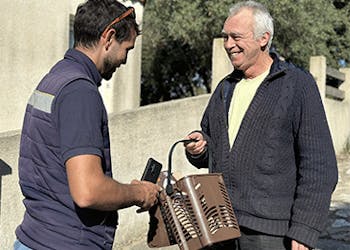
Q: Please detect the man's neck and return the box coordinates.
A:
[244,52,273,79]
[75,45,103,72]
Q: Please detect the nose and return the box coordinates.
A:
[224,37,236,51]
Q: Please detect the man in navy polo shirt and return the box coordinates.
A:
[14,1,161,249]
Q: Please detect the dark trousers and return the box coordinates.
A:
[210,227,292,250]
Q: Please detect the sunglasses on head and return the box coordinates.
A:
[101,7,135,38]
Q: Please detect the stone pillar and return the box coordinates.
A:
[114,35,142,113]
[339,68,350,100]
[309,56,327,101]
[211,38,233,92]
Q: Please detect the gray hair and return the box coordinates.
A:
[229,1,274,49]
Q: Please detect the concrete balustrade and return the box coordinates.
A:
[309,56,350,154]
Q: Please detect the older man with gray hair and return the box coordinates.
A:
[184,1,338,249]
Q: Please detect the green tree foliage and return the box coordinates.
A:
[264,0,350,68]
[141,0,350,105]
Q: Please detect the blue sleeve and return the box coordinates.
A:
[56,80,104,163]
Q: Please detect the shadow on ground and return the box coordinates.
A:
[316,202,350,250]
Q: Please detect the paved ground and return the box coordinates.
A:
[316,154,350,250]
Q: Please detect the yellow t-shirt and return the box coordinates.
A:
[228,69,270,148]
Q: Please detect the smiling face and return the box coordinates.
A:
[222,8,270,78]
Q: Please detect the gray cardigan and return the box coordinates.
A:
[187,54,338,248]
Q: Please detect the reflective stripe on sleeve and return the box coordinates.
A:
[28,90,55,113]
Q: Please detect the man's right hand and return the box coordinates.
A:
[67,154,162,212]
[184,132,207,155]
[131,179,161,213]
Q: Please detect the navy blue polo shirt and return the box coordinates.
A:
[57,49,105,163]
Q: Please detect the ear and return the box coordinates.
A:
[259,32,270,51]
[102,29,116,51]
